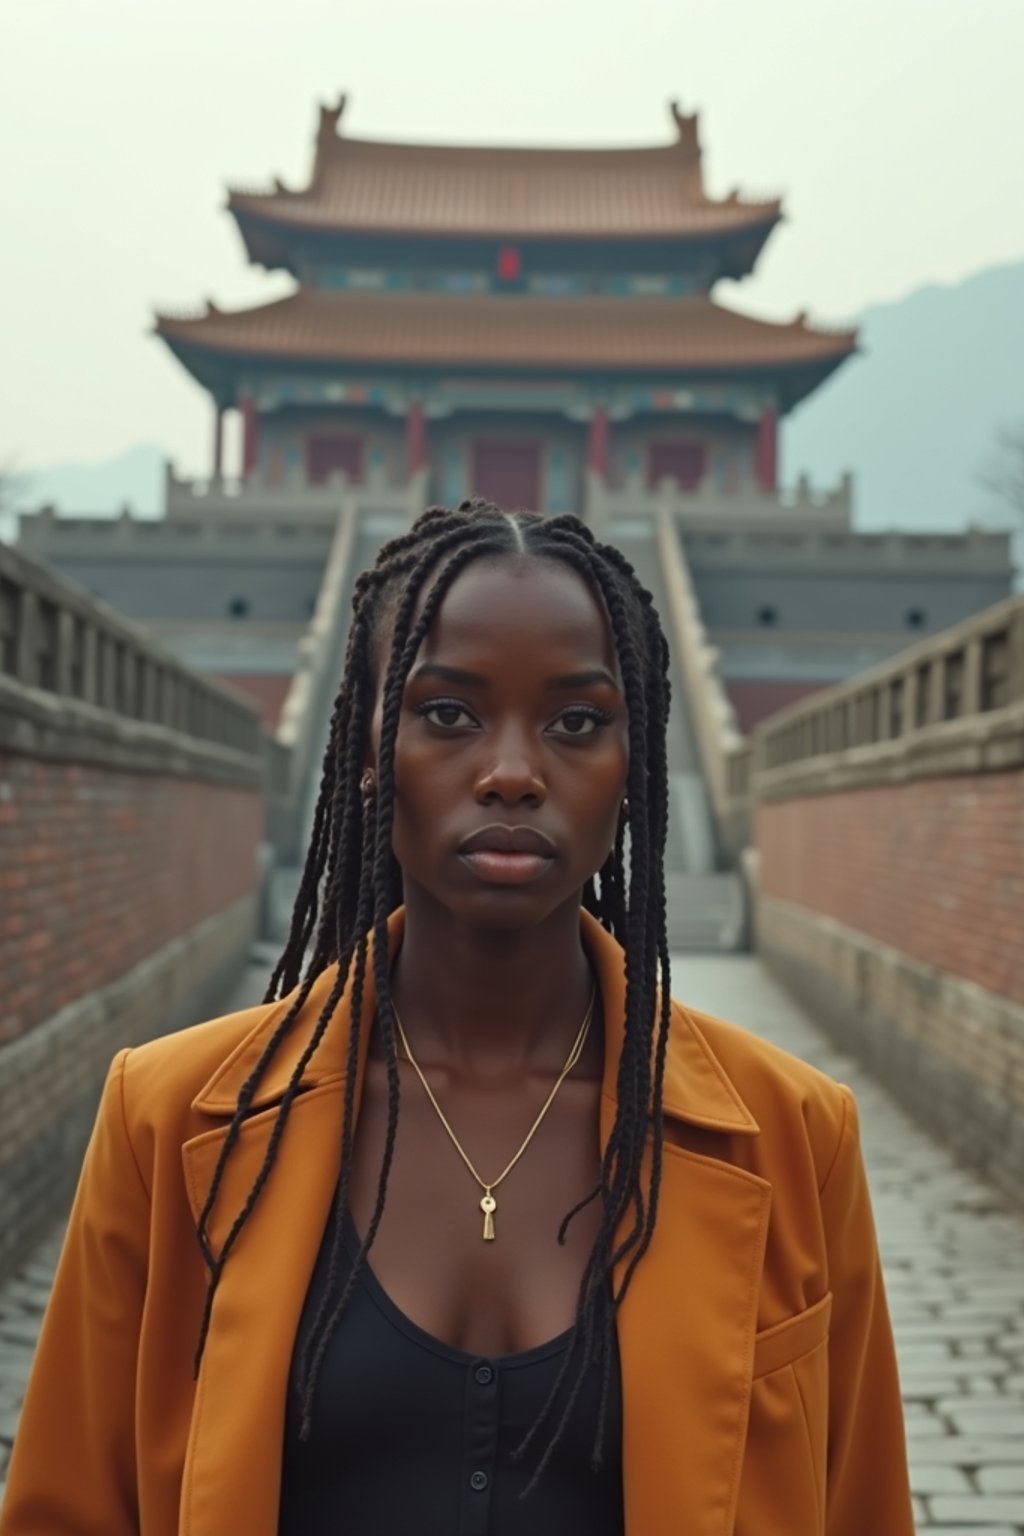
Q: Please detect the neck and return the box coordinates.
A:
[386,883,599,1079]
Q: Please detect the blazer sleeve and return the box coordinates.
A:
[820,1083,914,1536]
[0,1049,147,1536]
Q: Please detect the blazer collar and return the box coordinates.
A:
[193,906,758,1136]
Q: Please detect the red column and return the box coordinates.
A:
[405,401,426,479]
[755,406,778,491]
[588,406,609,481]
[212,404,224,480]
[240,394,259,480]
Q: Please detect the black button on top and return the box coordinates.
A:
[474,1362,494,1385]
[470,1470,489,1492]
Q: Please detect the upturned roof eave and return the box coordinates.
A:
[153,325,856,408]
[226,196,783,249]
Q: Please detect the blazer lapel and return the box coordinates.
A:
[583,912,771,1536]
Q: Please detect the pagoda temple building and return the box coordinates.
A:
[18,97,1012,834]
[154,98,857,512]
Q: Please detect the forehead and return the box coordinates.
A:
[414,555,620,676]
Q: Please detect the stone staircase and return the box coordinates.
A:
[612,518,747,953]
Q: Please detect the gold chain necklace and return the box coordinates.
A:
[391,986,596,1242]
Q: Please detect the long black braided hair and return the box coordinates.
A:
[192,499,675,1490]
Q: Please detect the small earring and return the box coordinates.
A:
[620,798,629,819]
[361,768,377,800]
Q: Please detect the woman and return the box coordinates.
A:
[0,503,914,1535]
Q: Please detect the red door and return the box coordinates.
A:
[471,440,541,510]
[647,440,707,491]
[307,434,365,485]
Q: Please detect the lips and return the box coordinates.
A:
[458,823,557,858]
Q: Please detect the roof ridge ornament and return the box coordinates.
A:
[669,99,700,151]
[318,94,348,140]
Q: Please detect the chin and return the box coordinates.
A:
[405,872,580,933]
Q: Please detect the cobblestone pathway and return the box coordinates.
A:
[679,954,1024,1535]
[2,953,1023,1530]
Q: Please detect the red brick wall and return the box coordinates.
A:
[0,754,263,1042]
[757,769,1024,1006]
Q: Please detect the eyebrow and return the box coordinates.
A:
[410,662,620,691]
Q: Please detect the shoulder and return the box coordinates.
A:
[115,992,287,1142]
[669,996,853,1186]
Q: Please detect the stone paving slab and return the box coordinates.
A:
[1,952,1023,1531]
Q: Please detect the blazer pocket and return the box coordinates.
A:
[753,1291,832,1379]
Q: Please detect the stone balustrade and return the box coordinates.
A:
[749,592,1024,793]
[164,459,426,521]
[588,470,854,532]
[651,507,747,862]
[0,541,263,772]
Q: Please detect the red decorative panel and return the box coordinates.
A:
[646,439,707,491]
[306,433,364,485]
[497,246,522,281]
[471,440,541,511]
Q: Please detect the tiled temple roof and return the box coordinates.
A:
[156,288,856,374]
[227,99,781,243]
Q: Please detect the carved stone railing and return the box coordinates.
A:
[742,592,1024,801]
[0,541,264,779]
[164,459,427,522]
[587,471,853,534]
[18,504,335,549]
[652,508,747,861]
[271,501,359,860]
[268,468,429,861]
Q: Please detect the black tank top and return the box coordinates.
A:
[279,1198,625,1535]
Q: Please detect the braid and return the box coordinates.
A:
[191,498,674,1489]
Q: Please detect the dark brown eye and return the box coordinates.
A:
[416,700,474,729]
[549,707,611,738]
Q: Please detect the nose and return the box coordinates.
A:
[473,722,547,807]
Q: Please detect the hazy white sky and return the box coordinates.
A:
[2,0,1022,474]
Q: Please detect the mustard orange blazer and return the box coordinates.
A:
[0,907,914,1535]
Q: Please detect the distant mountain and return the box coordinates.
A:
[6,444,164,533]
[784,258,1024,587]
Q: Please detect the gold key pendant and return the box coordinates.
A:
[480,1191,497,1241]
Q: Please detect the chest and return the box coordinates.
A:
[346,1058,606,1356]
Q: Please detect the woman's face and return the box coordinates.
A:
[369,555,630,929]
